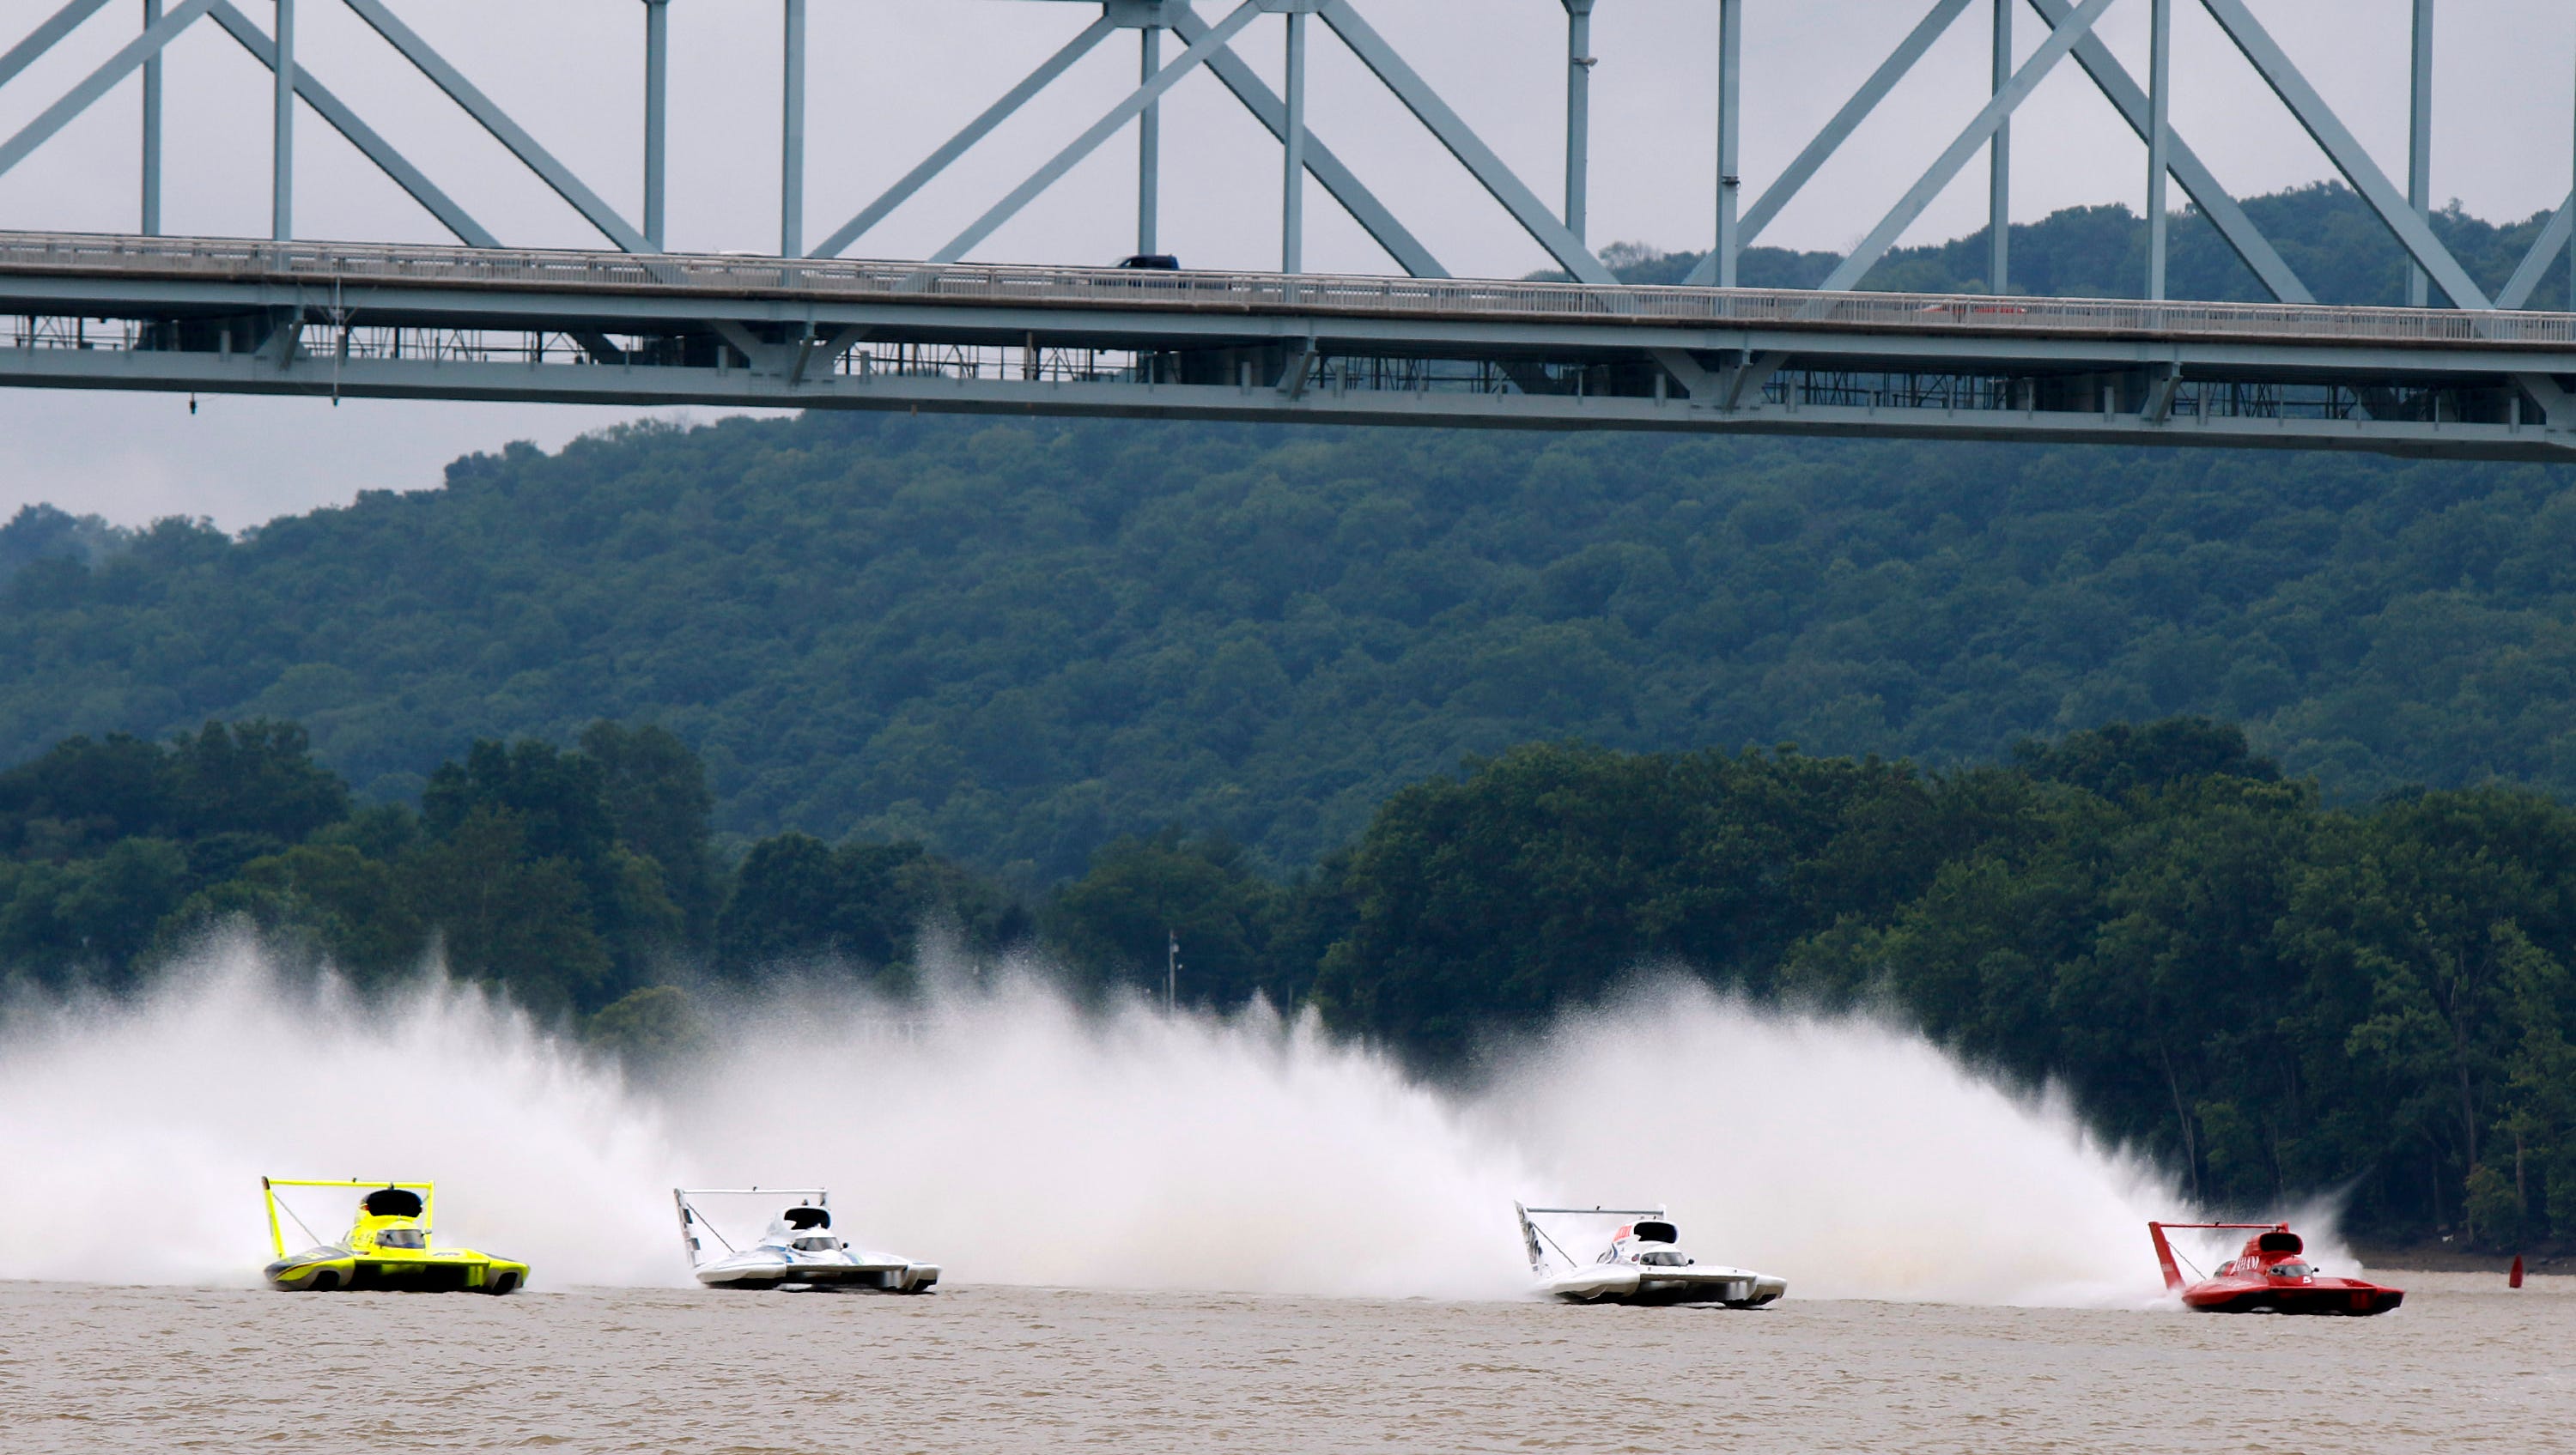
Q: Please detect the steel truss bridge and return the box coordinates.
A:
[3,0,2575,460]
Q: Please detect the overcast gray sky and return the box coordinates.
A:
[2,0,2571,528]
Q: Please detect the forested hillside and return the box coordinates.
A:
[1607,180,2572,307]
[7,415,2574,878]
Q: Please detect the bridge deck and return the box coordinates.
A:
[1,231,2572,462]
[3,231,2571,353]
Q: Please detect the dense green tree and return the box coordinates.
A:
[584,985,707,1072]
[404,806,615,1012]
[714,833,1021,985]
[0,838,191,985]
[581,720,720,941]
[1311,742,1990,1064]
[161,841,424,981]
[1045,832,1286,1008]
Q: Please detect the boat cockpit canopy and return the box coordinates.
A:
[1631,1220,1680,1245]
[362,1188,425,1219]
[376,1228,428,1249]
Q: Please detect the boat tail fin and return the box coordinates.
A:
[2148,1222,2185,1292]
[1514,1203,1544,1273]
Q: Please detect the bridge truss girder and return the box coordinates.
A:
[3,1,2572,307]
[4,235,2571,462]
[1,2,2573,463]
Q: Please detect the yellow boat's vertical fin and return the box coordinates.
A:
[262,1176,285,1259]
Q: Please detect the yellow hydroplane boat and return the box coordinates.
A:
[261,1178,528,1294]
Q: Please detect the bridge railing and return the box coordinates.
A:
[2,229,2572,351]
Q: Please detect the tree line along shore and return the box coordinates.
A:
[2,715,2569,1256]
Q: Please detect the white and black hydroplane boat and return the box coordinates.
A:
[1516,1203,1786,1307]
[674,1188,939,1293]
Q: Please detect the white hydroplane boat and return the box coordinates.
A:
[1516,1203,1786,1307]
[674,1188,940,1292]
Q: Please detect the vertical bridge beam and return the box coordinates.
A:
[141,0,162,234]
[2408,0,2433,307]
[644,0,667,251]
[1139,21,1160,255]
[1282,6,1305,273]
[781,0,805,258]
[1714,0,1740,286]
[2146,0,2170,300]
[1563,0,1593,243]
[271,0,293,240]
[1989,0,2010,291]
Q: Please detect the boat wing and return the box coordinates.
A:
[674,1187,831,1270]
[263,1178,434,1259]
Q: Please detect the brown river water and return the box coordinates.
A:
[1,1272,2562,1453]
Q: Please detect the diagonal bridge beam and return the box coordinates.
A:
[339,0,650,253]
[2198,0,2489,309]
[0,0,211,183]
[206,0,497,248]
[1820,0,2118,294]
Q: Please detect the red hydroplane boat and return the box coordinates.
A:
[2148,1222,2403,1316]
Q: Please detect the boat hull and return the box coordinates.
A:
[2184,1279,2402,1316]
[264,1246,526,1294]
[1543,1267,1787,1307]
[696,1256,939,1293]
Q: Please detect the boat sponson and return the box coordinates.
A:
[2191,1284,2403,1316]
[264,1248,526,1294]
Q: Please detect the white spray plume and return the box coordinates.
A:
[1484,979,2195,1306]
[679,963,1534,1299]
[0,937,681,1288]
[0,943,2354,1303]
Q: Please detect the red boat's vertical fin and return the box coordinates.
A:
[2510,1255,2525,1289]
[2148,1222,2185,1292]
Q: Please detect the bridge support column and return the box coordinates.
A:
[1563,0,1593,243]
[1139,23,1161,255]
[2408,0,2433,307]
[781,0,805,258]
[2147,0,2171,300]
[644,0,667,251]
[1714,0,1740,287]
[1988,0,2008,292]
[142,0,161,235]
[270,0,292,240]
[1282,7,1305,273]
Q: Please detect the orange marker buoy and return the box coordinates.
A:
[2510,1256,2525,1288]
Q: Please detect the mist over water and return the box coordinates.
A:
[1489,981,2190,1306]
[0,941,2347,1304]
[0,939,680,1288]
[677,968,1534,1299]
